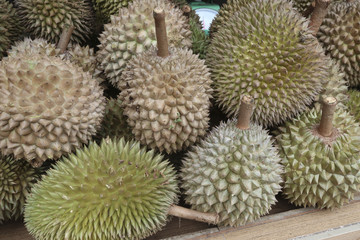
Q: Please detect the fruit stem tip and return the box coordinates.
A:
[168,205,219,225]
[153,8,169,58]
[57,25,75,54]
[309,0,331,35]
[236,95,254,130]
[318,96,337,137]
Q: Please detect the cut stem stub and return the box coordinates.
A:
[317,96,337,137]
[168,205,219,225]
[236,95,254,130]
[57,25,75,54]
[153,8,169,58]
[309,0,331,35]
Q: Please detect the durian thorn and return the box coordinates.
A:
[153,8,169,58]
[309,0,331,36]
[57,25,75,54]
[318,96,337,137]
[168,205,219,225]
[236,95,254,130]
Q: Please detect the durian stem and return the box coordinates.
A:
[153,8,169,58]
[57,25,75,54]
[317,97,337,137]
[309,0,331,36]
[236,95,254,130]
[168,205,219,225]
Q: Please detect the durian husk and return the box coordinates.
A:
[0,156,43,224]
[276,108,360,209]
[207,0,329,128]
[347,90,360,123]
[317,0,360,87]
[92,0,132,23]
[181,119,283,227]
[0,52,106,167]
[17,0,94,44]
[97,0,192,87]
[119,46,212,154]
[25,138,178,240]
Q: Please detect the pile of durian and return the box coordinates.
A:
[1,0,360,239]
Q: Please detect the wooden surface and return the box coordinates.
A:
[0,196,295,240]
[170,197,360,240]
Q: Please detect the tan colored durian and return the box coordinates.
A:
[0,53,106,167]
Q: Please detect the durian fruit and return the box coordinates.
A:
[119,8,212,154]
[0,52,106,167]
[315,59,348,110]
[25,138,178,240]
[291,0,313,14]
[317,0,360,87]
[209,0,252,37]
[8,38,104,83]
[0,0,23,58]
[347,90,360,122]
[92,0,132,24]
[207,0,329,127]
[0,156,42,224]
[277,97,360,209]
[16,0,94,44]
[96,98,134,141]
[97,0,192,86]
[181,96,283,226]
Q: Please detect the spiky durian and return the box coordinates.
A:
[315,60,348,110]
[189,17,209,59]
[0,156,42,224]
[209,0,252,37]
[317,0,360,87]
[0,52,106,167]
[0,0,22,58]
[119,46,212,154]
[181,119,283,226]
[97,98,133,141]
[291,0,313,14]
[25,138,178,240]
[276,107,360,209]
[17,0,94,44]
[97,0,192,86]
[92,0,132,23]
[207,0,329,127]
[347,90,360,122]
[8,38,104,83]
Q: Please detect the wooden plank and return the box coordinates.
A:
[170,196,360,240]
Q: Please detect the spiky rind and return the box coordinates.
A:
[17,0,94,44]
[347,90,360,123]
[119,47,212,154]
[0,0,23,58]
[25,138,178,240]
[0,53,106,167]
[92,0,132,23]
[291,0,313,14]
[317,1,360,87]
[207,0,328,127]
[277,108,360,209]
[0,156,42,224]
[7,38,60,57]
[189,18,209,59]
[209,0,252,37]
[97,98,134,141]
[97,0,192,87]
[181,119,283,227]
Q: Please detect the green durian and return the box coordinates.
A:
[24,138,178,240]
[119,46,212,154]
[0,0,22,58]
[277,107,360,209]
[317,0,360,87]
[0,156,42,224]
[91,0,132,23]
[97,98,134,141]
[17,0,94,44]
[209,0,252,37]
[97,0,192,87]
[181,119,283,226]
[347,90,360,122]
[207,0,329,127]
[0,52,106,167]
